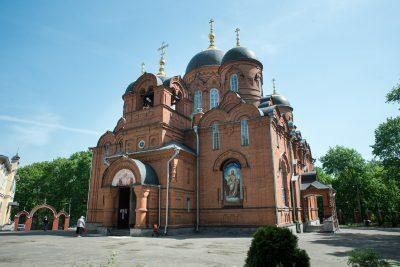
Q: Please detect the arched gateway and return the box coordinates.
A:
[101,156,159,229]
[14,204,70,231]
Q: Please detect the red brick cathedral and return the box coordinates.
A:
[87,21,336,235]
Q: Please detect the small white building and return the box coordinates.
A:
[0,153,20,228]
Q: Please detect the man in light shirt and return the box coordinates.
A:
[76,216,85,237]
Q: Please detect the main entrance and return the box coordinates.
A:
[117,188,130,229]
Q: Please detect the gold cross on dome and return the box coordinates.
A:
[209,18,214,29]
[208,18,215,49]
[272,78,277,94]
[157,41,168,76]
[235,28,240,47]
[157,41,169,59]
[141,62,145,74]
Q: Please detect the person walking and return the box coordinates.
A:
[76,216,85,237]
[43,216,49,231]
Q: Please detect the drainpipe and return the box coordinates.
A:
[158,185,161,229]
[193,125,200,232]
[268,116,279,225]
[164,148,180,235]
[289,140,297,223]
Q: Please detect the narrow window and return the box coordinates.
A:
[104,143,110,157]
[193,90,202,113]
[282,186,287,206]
[240,119,249,146]
[210,88,219,109]
[212,123,220,150]
[230,74,238,92]
[186,197,190,212]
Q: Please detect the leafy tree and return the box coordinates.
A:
[13,151,92,224]
[386,82,400,107]
[320,146,365,176]
[315,166,333,185]
[372,117,400,182]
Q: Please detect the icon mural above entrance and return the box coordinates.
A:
[112,169,135,187]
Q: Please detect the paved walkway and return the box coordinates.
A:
[0,228,398,266]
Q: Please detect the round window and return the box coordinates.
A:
[138,140,145,149]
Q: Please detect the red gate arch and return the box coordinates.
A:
[17,204,70,231]
[56,211,70,230]
[14,210,29,231]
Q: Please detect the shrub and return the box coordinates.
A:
[245,226,310,267]
[347,248,390,267]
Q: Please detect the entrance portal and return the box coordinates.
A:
[117,188,130,229]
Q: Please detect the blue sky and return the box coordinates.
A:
[1,0,399,166]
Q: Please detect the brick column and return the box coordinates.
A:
[25,217,32,231]
[134,186,150,228]
[64,216,70,230]
[13,216,19,231]
[103,188,116,227]
[52,217,59,230]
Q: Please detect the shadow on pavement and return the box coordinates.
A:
[311,232,400,262]
[0,230,104,238]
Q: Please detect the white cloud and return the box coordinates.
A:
[0,113,100,146]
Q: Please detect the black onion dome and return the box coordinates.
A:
[259,93,291,108]
[185,49,225,74]
[221,46,260,65]
[125,81,136,93]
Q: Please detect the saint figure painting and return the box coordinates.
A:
[223,162,242,203]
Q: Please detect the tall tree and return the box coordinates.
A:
[319,146,366,219]
[320,146,365,176]
[372,83,400,182]
[13,151,92,223]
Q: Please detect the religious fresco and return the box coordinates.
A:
[111,169,135,187]
[223,162,242,203]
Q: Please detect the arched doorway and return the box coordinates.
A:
[112,169,136,229]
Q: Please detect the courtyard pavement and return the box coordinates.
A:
[0,228,399,266]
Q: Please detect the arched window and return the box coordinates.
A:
[143,88,154,108]
[210,88,219,109]
[222,161,243,206]
[212,123,220,150]
[281,169,288,206]
[193,90,202,113]
[104,143,110,157]
[280,158,291,207]
[230,74,238,92]
[240,119,249,146]
[171,90,182,110]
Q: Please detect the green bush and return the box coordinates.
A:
[347,248,390,267]
[245,226,310,267]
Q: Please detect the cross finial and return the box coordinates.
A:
[272,78,277,94]
[141,62,145,74]
[208,18,215,49]
[157,41,169,76]
[235,28,240,47]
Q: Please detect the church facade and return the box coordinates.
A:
[86,21,336,234]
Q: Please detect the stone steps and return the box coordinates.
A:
[109,229,130,236]
[305,225,324,233]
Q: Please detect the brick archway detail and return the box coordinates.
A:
[102,156,143,187]
[24,204,58,231]
[213,150,250,171]
[13,210,29,231]
[56,211,70,230]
